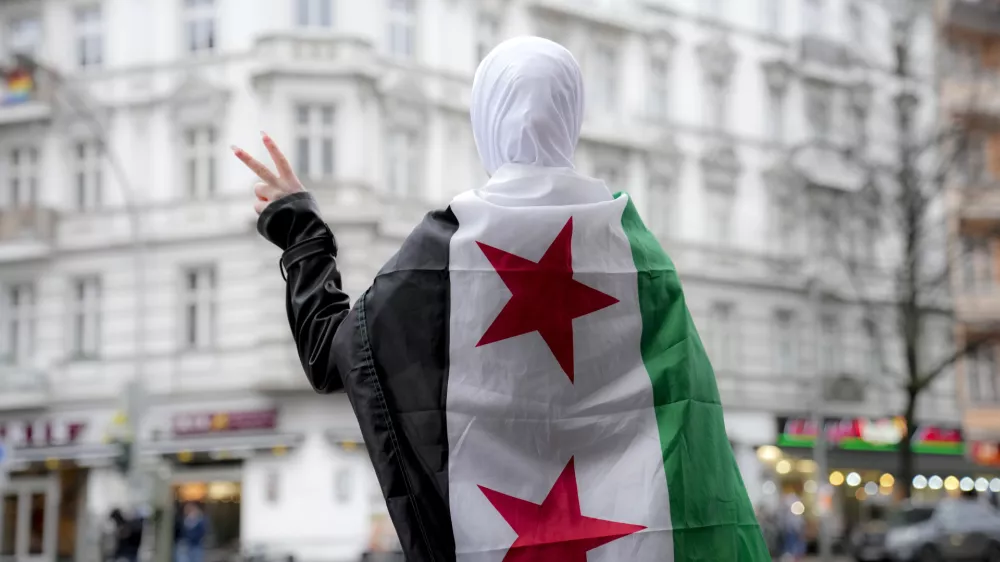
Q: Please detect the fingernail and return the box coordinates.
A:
[230,145,241,153]
[260,131,269,140]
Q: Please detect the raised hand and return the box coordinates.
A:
[232,132,305,215]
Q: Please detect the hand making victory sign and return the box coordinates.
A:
[231,132,304,215]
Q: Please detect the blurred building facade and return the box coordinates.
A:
[0,0,975,560]
[941,0,1000,470]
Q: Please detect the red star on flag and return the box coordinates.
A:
[475,218,619,382]
[478,458,646,562]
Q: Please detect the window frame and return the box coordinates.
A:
[68,276,102,360]
[387,0,417,58]
[181,125,218,199]
[3,145,40,208]
[72,139,103,210]
[180,265,217,351]
[385,127,421,198]
[182,0,217,55]
[74,4,104,68]
[0,282,36,365]
[294,103,337,182]
[295,0,334,28]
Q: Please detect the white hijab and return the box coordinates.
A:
[470,36,585,176]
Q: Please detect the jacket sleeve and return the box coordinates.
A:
[256,191,355,393]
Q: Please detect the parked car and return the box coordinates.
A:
[884,498,1000,561]
[850,517,891,562]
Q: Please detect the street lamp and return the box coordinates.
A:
[15,54,149,508]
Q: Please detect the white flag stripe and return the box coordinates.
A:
[447,185,674,562]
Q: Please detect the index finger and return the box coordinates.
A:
[262,132,296,180]
[231,145,280,185]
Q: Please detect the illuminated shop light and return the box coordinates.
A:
[846,472,862,487]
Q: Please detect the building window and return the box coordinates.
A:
[647,180,676,238]
[963,239,994,293]
[704,0,726,16]
[969,346,999,404]
[774,201,796,254]
[706,191,733,245]
[181,266,216,350]
[387,0,416,58]
[7,16,41,57]
[1,283,35,364]
[69,277,101,359]
[803,0,824,35]
[590,44,619,115]
[861,318,878,376]
[705,76,729,132]
[847,2,865,50]
[649,56,669,120]
[594,163,625,190]
[73,141,102,210]
[772,310,798,375]
[805,82,832,140]
[476,13,499,63]
[295,104,336,182]
[763,0,783,34]
[265,471,279,504]
[5,147,39,208]
[75,5,103,68]
[184,0,216,54]
[850,106,868,149]
[818,313,843,375]
[183,126,217,199]
[707,302,739,371]
[386,129,420,197]
[296,0,333,28]
[767,86,786,142]
[334,466,353,503]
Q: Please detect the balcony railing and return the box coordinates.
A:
[0,206,57,244]
[0,365,49,411]
[955,289,1000,328]
[955,183,1000,234]
[944,0,1000,35]
[941,76,1000,122]
[799,35,854,69]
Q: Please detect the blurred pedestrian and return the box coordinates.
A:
[779,492,806,562]
[108,508,142,562]
[233,35,770,561]
[174,502,207,562]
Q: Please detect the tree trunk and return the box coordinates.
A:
[900,389,918,498]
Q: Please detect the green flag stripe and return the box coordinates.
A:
[619,196,771,561]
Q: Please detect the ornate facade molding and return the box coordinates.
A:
[697,34,737,84]
[700,142,742,193]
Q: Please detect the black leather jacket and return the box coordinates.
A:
[258,192,458,562]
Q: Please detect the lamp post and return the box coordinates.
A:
[18,55,149,508]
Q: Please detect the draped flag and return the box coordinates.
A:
[265,182,770,561]
[441,191,768,561]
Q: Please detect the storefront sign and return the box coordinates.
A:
[172,409,278,436]
[776,417,964,455]
[0,419,86,448]
[969,441,1000,466]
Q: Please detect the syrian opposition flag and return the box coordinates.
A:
[348,186,769,561]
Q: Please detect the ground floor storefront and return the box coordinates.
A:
[0,394,383,562]
[758,416,1000,547]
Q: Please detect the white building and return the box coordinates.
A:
[0,0,963,560]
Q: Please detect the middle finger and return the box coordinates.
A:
[232,145,280,186]
[262,132,296,180]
